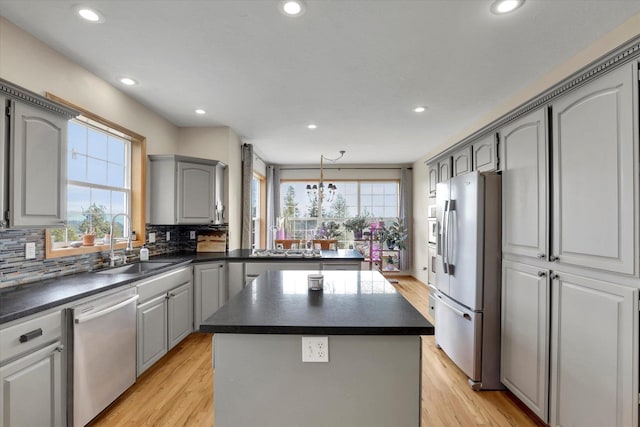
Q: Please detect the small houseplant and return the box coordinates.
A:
[381,218,408,250]
[343,214,370,239]
[314,221,343,240]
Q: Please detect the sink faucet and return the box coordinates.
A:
[109,213,134,267]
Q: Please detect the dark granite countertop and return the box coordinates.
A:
[200,270,434,336]
[0,249,363,325]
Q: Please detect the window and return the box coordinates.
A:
[45,94,146,258]
[279,180,399,248]
[252,173,266,249]
[50,118,131,247]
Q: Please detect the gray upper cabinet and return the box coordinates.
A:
[0,80,77,229]
[451,145,472,176]
[472,133,499,172]
[500,107,548,260]
[8,100,68,228]
[551,62,637,275]
[149,155,226,225]
[427,163,438,196]
[437,157,452,183]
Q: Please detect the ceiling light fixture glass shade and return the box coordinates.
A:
[279,0,306,16]
[75,6,105,23]
[119,77,138,86]
[195,109,206,115]
[307,124,317,129]
[490,0,524,15]
[413,106,427,113]
[306,151,345,204]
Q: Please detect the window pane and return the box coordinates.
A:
[87,158,107,184]
[108,137,125,165]
[107,163,125,187]
[384,182,398,194]
[68,152,86,181]
[112,191,127,215]
[372,195,384,206]
[91,188,111,212]
[384,194,397,205]
[87,128,108,159]
[68,121,87,155]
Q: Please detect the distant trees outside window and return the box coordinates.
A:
[278,181,399,248]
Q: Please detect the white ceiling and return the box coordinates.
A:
[1,0,640,165]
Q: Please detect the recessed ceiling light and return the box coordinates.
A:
[490,0,524,15]
[279,0,306,17]
[195,109,206,115]
[307,124,317,129]
[413,106,427,113]
[75,6,105,23]
[119,77,138,86]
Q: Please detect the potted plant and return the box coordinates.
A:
[381,218,408,250]
[79,204,108,246]
[314,221,343,240]
[343,214,371,239]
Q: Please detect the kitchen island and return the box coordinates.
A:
[200,270,433,427]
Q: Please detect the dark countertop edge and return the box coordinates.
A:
[0,251,363,325]
[199,325,435,335]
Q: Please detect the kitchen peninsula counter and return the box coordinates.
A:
[200,270,432,427]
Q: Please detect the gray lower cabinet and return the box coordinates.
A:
[500,261,549,422]
[0,308,64,427]
[136,267,193,376]
[321,261,360,270]
[0,342,63,427]
[227,262,245,300]
[245,262,321,286]
[550,272,637,427]
[194,262,227,330]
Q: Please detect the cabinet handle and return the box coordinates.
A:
[550,273,560,280]
[55,345,64,353]
[19,328,43,343]
[549,255,559,262]
[537,253,546,260]
[168,293,176,298]
[538,271,547,277]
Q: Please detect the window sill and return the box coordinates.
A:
[45,231,145,259]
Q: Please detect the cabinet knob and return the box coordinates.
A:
[537,271,547,277]
[55,345,64,353]
[549,255,559,262]
[550,273,560,280]
[537,253,546,260]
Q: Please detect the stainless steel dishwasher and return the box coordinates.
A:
[68,287,138,426]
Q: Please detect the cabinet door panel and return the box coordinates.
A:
[177,161,215,223]
[552,63,636,274]
[168,281,193,349]
[195,264,222,330]
[452,146,472,176]
[550,273,637,427]
[500,107,548,259]
[10,101,67,227]
[0,342,62,427]
[437,157,452,183]
[472,133,498,172]
[500,261,549,421]
[427,164,438,196]
[137,295,167,375]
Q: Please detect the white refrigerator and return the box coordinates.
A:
[434,170,502,390]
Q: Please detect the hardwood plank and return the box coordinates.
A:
[89,276,543,427]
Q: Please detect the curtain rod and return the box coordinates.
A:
[279,166,412,171]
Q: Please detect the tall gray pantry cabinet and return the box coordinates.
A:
[500,60,639,427]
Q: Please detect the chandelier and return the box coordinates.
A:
[306,150,345,203]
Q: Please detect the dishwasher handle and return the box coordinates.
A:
[75,294,139,324]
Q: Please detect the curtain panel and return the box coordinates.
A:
[241,143,254,249]
[399,167,413,271]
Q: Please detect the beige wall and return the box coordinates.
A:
[411,12,640,279]
[178,127,243,249]
[0,17,179,154]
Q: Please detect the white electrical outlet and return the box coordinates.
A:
[302,336,329,363]
[148,232,156,243]
[25,242,36,259]
[190,230,196,239]
[166,231,171,241]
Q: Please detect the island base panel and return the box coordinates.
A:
[213,333,421,427]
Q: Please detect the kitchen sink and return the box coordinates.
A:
[95,261,174,275]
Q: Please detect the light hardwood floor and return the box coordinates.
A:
[89,276,543,427]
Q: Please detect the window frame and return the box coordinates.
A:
[44,93,146,259]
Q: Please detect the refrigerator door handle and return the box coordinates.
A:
[436,294,471,320]
[447,200,456,275]
[442,200,449,274]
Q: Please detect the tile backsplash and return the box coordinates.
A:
[0,224,228,288]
